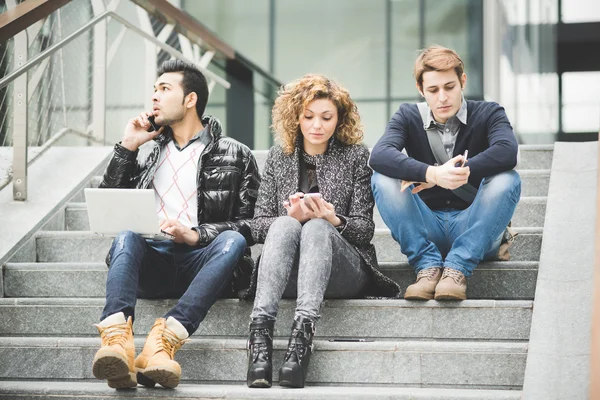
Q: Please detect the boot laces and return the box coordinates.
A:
[416,267,440,282]
[249,328,272,359]
[442,268,464,284]
[154,325,187,359]
[98,322,130,347]
[285,323,314,363]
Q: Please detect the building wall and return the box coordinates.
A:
[182,0,486,148]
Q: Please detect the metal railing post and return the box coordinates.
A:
[589,127,600,399]
[91,0,107,142]
[12,27,28,201]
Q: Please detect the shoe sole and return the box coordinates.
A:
[434,292,467,300]
[92,354,129,380]
[107,372,137,389]
[135,369,156,388]
[142,366,180,389]
[248,378,272,388]
[404,293,434,300]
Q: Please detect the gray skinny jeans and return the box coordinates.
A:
[251,216,369,323]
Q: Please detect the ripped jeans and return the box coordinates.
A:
[101,230,246,335]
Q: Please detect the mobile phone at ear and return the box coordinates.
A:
[147,115,161,132]
[455,150,468,167]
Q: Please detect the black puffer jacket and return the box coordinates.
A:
[100,115,260,297]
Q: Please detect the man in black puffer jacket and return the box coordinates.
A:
[91,60,260,390]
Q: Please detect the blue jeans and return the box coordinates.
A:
[371,170,521,277]
[101,230,246,335]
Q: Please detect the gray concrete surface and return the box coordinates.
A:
[522,141,598,400]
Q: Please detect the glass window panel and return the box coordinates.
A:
[561,0,600,23]
[182,0,271,71]
[357,101,388,148]
[562,72,600,132]
[274,0,386,99]
[424,0,483,98]
[391,0,421,98]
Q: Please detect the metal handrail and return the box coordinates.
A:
[590,128,600,399]
[0,127,99,191]
[0,10,230,91]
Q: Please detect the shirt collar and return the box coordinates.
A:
[423,96,468,129]
[172,125,210,151]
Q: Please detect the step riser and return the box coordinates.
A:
[61,199,547,232]
[0,341,527,387]
[0,300,532,340]
[30,232,542,263]
[4,265,538,300]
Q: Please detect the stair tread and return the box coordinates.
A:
[0,380,523,399]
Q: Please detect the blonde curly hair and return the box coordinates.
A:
[271,74,363,154]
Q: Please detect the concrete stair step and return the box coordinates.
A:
[60,195,547,233]
[23,228,542,264]
[0,381,523,399]
[379,261,539,300]
[3,261,539,300]
[0,337,527,387]
[0,297,532,340]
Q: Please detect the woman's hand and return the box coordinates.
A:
[301,196,342,227]
[284,192,310,223]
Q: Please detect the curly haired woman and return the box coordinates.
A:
[246,74,401,389]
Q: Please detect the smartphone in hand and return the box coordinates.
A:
[455,150,468,167]
[147,115,161,132]
[303,193,322,201]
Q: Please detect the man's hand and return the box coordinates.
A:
[401,180,436,194]
[300,196,342,227]
[426,155,470,190]
[160,219,199,246]
[284,192,310,223]
[121,111,164,152]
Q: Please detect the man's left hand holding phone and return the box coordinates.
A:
[120,111,164,152]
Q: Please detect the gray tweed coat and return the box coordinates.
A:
[245,138,401,299]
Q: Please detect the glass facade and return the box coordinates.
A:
[492,0,560,143]
[183,0,486,148]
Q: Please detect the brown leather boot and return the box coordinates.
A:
[434,268,467,300]
[404,267,443,300]
[92,312,137,389]
[135,317,189,388]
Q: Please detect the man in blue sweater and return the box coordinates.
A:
[370,45,520,300]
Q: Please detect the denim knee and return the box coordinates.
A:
[480,170,522,203]
[214,230,247,259]
[371,172,413,208]
[271,215,302,233]
[301,218,332,237]
[107,230,145,266]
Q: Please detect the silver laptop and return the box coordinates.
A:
[84,188,173,240]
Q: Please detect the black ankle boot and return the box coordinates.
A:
[246,318,275,388]
[278,316,315,388]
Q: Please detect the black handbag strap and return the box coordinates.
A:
[416,102,477,204]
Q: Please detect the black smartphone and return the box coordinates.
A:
[147,115,161,132]
[454,149,468,167]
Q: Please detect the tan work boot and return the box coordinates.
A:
[404,267,443,300]
[434,268,467,300]
[135,317,189,388]
[92,312,137,389]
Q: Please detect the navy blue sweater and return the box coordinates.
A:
[369,100,518,210]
